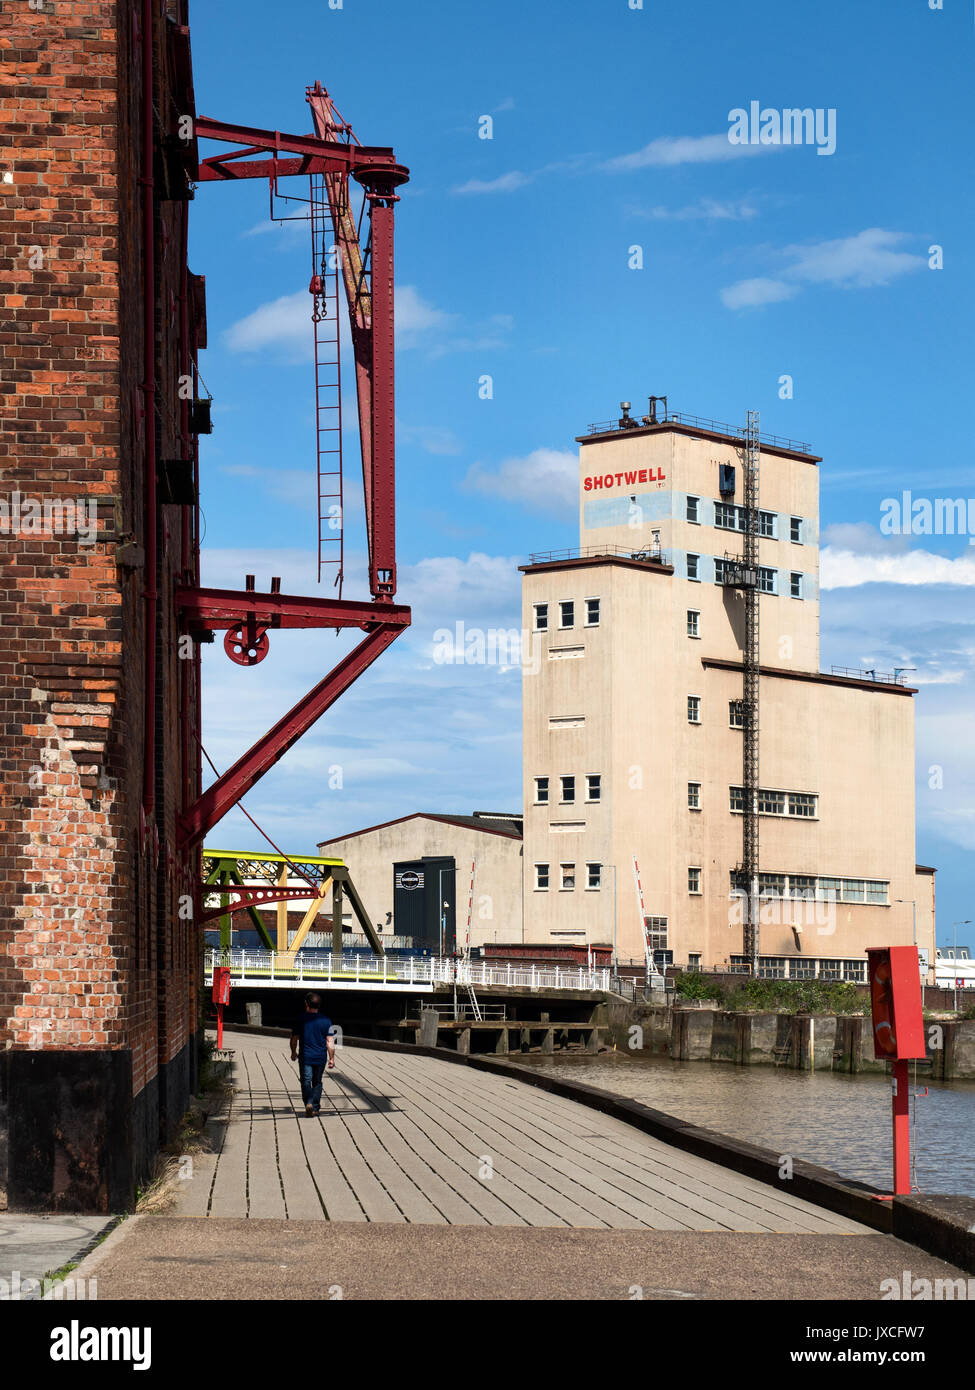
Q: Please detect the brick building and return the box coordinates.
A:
[1,2,204,1208]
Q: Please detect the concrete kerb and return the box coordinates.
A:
[218,1025,975,1273]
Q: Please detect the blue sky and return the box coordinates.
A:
[188,0,975,950]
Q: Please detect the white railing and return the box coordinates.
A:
[204,949,612,993]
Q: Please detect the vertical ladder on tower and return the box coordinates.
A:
[741,409,761,972]
[309,172,344,591]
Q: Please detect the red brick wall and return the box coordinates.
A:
[0,0,203,1207]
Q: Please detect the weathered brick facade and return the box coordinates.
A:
[0,0,204,1209]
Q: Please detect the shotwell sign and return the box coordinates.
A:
[583,467,666,492]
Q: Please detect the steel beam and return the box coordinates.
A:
[176,585,410,632]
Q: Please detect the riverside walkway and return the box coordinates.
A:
[174,1035,867,1231]
[71,1033,970,1299]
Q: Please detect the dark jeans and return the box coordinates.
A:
[300,1060,325,1110]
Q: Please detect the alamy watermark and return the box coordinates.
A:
[728,102,836,156]
[0,492,98,547]
[432,622,541,675]
[880,491,975,542]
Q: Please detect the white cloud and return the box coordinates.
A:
[223,290,309,358]
[820,545,975,589]
[722,228,926,310]
[395,285,456,346]
[721,277,798,309]
[463,448,578,519]
[223,284,456,360]
[604,132,779,171]
[638,198,759,222]
[819,523,912,555]
[453,171,532,195]
[397,421,463,456]
[784,228,924,287]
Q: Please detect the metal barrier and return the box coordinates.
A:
[204,949,611,993]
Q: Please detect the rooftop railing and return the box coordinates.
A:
[583,408,812,455]
[527,543,665,566]
[829,665,909,686]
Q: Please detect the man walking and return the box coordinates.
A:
[290,992,336,1116]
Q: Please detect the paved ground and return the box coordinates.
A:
[173,1035,870,1232]
[57,1034,974,1299]
[74,1217,966,1301]
[0,1214,116,1292]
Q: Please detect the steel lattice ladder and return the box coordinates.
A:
[310,172,343,590]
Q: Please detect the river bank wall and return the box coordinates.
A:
[606,1003,975,1080]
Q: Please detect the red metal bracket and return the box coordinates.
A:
[197,884,326,926]
[177,606,409,851]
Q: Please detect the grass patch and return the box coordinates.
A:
[674,972,864,1015]
[134,1039,233,1215]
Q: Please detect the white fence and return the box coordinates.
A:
[205,949,612,993]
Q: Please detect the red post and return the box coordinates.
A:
[892,1059,910,1194]
[867,946,925,1196]
[217,1001,224,1051]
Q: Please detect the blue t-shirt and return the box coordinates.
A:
[292,1012,333,1063]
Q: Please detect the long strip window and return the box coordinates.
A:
[730,787,818,818]
[730,871,888,904]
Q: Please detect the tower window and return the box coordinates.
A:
[790,516,802,544]
[688,867,702,895]
[535,863,549,890]
[533,603,548,632]
[687,782,701,810]
[585,774,601,802]
[586,863,601,890]
[790,572,802,599]
[560,863,576,891]
[560,775,575,803]
[687,696,701,724]
[687,553,700,581]
[534,776,549,805]
[686,609,700,638]
[686,496,699,524]
[585,597,600,626]
[559,600,574,628]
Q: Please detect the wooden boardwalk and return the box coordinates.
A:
[174,1034,870,1234]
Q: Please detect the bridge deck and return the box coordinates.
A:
[176,1035,869,1233]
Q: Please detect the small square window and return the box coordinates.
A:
[686,609,700,638]
[686,496,699,524]
[535,863,549,890]
[585,597,600,626]
[729,700,744,728]
[790,517,802,544]
[687,553,700,581]
[586,862,601,890]
[559,600,574,628]
[687,696,701,724]
[533,603,548,632]
[560,862,575,891]
[790,572,802,599]
[534,776,549,805]
[560,774,575,803]
[585,774,601,802]
[688,867,702,894]
[687,781,701,810]
[688,952,702,968]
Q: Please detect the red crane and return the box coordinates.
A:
[176,84,411,854]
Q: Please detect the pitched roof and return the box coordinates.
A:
[317,811,523,851]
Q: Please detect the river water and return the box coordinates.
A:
[511,1051,975,1196]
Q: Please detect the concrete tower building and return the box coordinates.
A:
[520,405,935,979]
